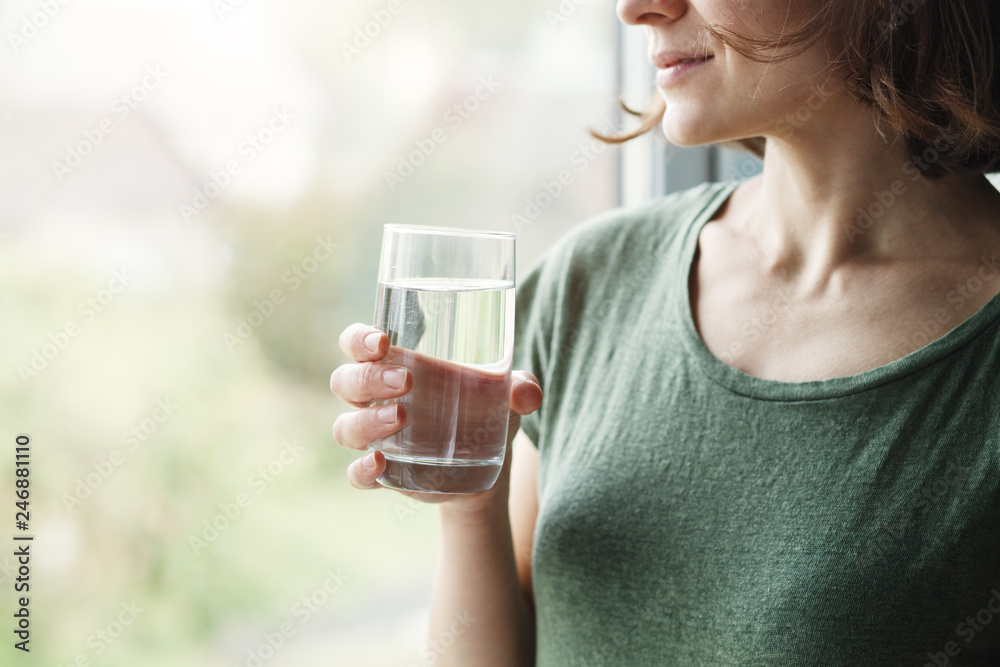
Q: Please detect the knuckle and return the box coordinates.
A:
[359,406,378,433]
[347,459,375,489]
[352,324,370,350]
[362,405,386,433]
[360,362,385,389]
[339,323,368,357]
[365,405,396,436]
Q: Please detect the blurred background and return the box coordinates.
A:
[0,0,622,664]
[7,2,998,665]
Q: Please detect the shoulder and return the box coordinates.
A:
[529,180,737,279]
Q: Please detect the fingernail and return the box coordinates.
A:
[364,332,382,353]
[362,451,377,471]
[377,405,397,424]
[383,368,406,389]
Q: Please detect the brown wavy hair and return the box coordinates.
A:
[598,0,1000,178]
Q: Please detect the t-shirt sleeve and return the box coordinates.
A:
[509,183,720,451]
[509,206,652,450]
[511,244,567,449]
[513,225,586,451]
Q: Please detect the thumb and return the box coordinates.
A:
[510,370,542,416]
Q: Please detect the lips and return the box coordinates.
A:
[653,53,715,69]
[667,56,710,67]
[653,52,714,87]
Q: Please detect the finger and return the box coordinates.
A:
[510,371,543,415]
[329,362,412,406]
[332,403,407,450]
[339,323,387,362]
[347,450,386,490]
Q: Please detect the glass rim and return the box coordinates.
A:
[383,223,515,239]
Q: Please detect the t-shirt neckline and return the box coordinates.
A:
[676,180,1000,401]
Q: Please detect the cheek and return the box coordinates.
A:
[718,0,816,34]
[728,53,830,116]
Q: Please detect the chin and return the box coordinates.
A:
[661,104,763,149]
[660,112,723,148]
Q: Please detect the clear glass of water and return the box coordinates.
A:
[368,224,515,494]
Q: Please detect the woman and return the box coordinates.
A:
[331,0,1000,664]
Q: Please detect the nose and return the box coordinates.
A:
[616,0,687,26]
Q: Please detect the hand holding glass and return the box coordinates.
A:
[368,225,515,494]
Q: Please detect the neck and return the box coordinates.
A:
[735,93,1000,292]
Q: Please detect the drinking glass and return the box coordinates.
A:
[368,224,515,494]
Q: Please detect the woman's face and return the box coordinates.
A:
[617,0,843,146]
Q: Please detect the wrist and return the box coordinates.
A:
[438,489,510,530]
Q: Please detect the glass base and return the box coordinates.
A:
[376,452,502,494]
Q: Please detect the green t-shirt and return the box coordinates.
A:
[512,181,1000,666]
